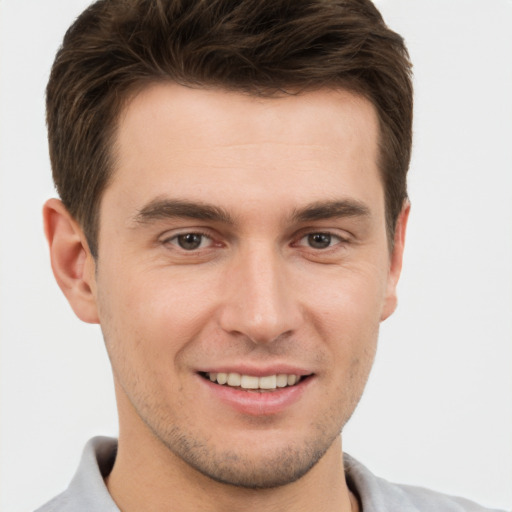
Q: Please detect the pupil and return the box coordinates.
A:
[178,233,202,250]
[308,233,331,249]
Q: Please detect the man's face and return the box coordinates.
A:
[90,84,405,487]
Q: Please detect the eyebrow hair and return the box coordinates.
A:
[133,198,235,225]
[133,197,371,227]
[291,199,371,223]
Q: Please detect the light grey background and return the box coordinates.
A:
[1,1,511,511]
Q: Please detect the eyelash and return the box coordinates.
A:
[295,232,347,250]
[162,230,349,252]
[162,231,216,251]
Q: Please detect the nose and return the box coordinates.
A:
[218,242,303,345]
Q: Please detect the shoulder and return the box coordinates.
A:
[34,492,74,512]
[379,481,505,512]
[344,454,508,512]
[34,437,119,512]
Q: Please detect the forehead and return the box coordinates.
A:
[107,83,382,219]
[116,83,378,156]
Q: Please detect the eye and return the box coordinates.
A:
[168,232,212,251]
[299,232,343,249]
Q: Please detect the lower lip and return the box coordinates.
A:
[198,375,312,416]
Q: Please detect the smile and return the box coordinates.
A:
[201,372,304,391]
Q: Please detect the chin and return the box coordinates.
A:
[158,424,339,489]
[179,443,328,489]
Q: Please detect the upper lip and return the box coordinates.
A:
[196,364,314,377]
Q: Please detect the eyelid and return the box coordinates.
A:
[160,229,217,249]
[293,229,351,247]
[300,233,342,248]
[161,228,206,240]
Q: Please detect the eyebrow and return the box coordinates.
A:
[133,198,235,225]
[133,197,371,227]
[291,199,371,223]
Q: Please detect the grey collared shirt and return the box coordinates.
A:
[35,437,507,512]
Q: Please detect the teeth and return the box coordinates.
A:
[259,375,277,390]
[287,375,297,386]
[206,372,302,390]
[276,374,288,388]
[227,373,241,386]
[241,375,259,389]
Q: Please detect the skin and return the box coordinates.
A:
[44,84,409,512]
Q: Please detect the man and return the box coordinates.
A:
[35,0,505,511]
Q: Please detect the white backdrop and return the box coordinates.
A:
[1,1,511,511]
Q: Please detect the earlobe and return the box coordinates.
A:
[380,201,410,321]
[43,198,100,324]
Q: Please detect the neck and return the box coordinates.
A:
[106,425,357,512]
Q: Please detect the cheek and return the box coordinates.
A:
[306,266,383,394]
[96,264,221,370]
[99,262,208,323]
[309,264,388,335]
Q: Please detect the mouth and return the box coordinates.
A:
[199,371,310,391]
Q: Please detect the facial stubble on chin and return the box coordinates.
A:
[159,420,338,489]
[130,360,373,491]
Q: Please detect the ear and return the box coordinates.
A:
[43,198,99,324]
[380,201,410,321]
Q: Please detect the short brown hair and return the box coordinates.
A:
[47,0,413,257]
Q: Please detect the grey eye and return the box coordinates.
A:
[176,233,205,250]
[307,233,332,249]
